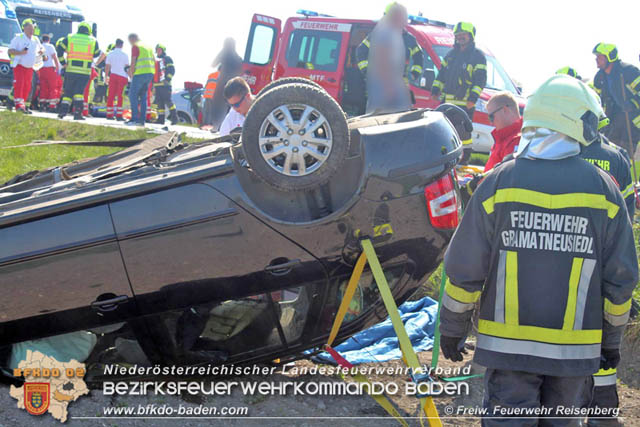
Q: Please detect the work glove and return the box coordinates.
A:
[440,335,467,362]
[600,348,620,370]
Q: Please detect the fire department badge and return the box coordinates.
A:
[24,382,50,416]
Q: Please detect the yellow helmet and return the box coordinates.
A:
[592,43,618,62]
[556,66,582,80]
[21,18,35,29]
[78,21,92,36]
[523,75,604,145]
[454,22,476,41]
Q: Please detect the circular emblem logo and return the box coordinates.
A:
[0,63,10,75]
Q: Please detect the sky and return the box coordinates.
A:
[79,0,640,95]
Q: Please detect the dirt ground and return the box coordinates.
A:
[1,330,639,426]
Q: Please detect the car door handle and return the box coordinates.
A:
[265,259,301,276]
[91,295,129,312]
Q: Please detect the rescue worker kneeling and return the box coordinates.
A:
[440,75,638,426]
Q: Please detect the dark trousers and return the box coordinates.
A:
[482,369,591,427]
[60,72,90,116]
[154,85,176,122]
[605,110,640,156]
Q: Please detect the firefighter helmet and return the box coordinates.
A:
[522,74,604,145]
[592,43,618,63]
[454,22,476,41]
[21,18,35,29]
[156,43,166,53]
[78,21,92,36]
[556,66,582,80]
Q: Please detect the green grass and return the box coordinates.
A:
[0,111,158,184]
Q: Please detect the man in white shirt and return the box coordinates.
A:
[105,38,130,120]
[219,77,253,136]
[8,19,44,113]
[39,34,60,111]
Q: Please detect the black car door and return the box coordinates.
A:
[109,182,327,362]
[0,206,138,346]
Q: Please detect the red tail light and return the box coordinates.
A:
[424,173,460,229]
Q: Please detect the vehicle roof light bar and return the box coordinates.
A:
[408,14,453,29]
[296,9,333,17]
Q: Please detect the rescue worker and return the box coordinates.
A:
[355,2,423,112]
[56,22,101,120]
[127,33,155,126]
[202,70,219,126]
[440,75,638,425]
[484,91,522,172]
[38,34,60,112]
[430,22,486,163]
[8,18,44,113]
[153,43,178,125]
[105,39,129,120]
[592,43,640,156]
[557,66,583,81]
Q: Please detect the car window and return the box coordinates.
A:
[286,29,342,72]
[0,18,20,46]
[246,24,276,65]
[410,45,450,89]
[485,55,517,93]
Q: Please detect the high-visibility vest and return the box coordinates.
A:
[203,71,219,99]
[66,33,96,75]
[134,43,155,76]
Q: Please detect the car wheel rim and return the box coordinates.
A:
[258,104,333,177]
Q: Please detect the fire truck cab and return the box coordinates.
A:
[242,10,524,154]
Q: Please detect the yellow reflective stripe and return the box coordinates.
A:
[594,368,617,377]
[362,38,370,48]
[622,183,635,198]
[563,258,583,330]
[482,188,620,219]
[505,252,519,325]
[478,319,602,345]
[604,297,631,316]
[474,63,487,71]
[443,95,468,106]
[471,85,482,95]
[409,46,420,56]
[633,114,640,127]
[410,65,422,73]
[461,138,473,146]
[357,60,368,70]
[432,80,444,89]
[445,279,481,304]
[631,99,640,110]
[441,59,448,67]
[630,75,640,90]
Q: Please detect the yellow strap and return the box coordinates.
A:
[327,251,367,347]
[361,240,442,427]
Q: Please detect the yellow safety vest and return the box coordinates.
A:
[203,71,219,99]
[66,33,96,75]
[134,43,155,76]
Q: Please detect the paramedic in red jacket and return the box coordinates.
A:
[484,91,523,172]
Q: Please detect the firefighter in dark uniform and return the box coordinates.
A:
[592,43,640,157]
[431,22,486,162]
[153,43,177,125]
[440,75,638,425]
[558,65,637,219]
[355,29,424,85]
[56,21,100,120]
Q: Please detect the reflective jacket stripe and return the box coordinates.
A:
[593,368,617,386]
[563,257,584,330]
[495,251,507,323]
[633,114,640,128]
[410,64,422,73]
[477,334,601,360]
[573,259,596,329]
[471,85,483,96]
[442,293,475,313]
[358,60,368,71]
[444,279,481,303]
[504,251,518,325]
[604,297,631,326]
[630,75,640,90]
[482,188,620,219]
[478,319,601,344]
[622,182,635,198]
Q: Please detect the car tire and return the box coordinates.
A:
[241,83,349,192]
[256,77,324,99]
[177,112,192,124]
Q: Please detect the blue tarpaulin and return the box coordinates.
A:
[313,296,439,365]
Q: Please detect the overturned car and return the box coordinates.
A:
[0,83,464,370]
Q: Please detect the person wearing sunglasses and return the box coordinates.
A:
[219,77,253,136]
[484,91,522,172]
